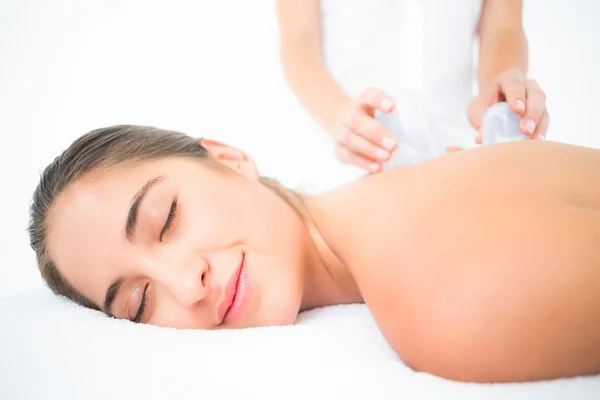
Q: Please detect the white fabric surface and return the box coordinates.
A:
[1,286,599,400]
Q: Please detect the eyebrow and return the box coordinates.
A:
[125,176,163,242]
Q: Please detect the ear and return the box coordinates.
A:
[199,139,259,181]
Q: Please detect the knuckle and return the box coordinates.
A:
[507,76,525,89]
[338,106,351,127]
[507,67,523,78]
[354,136,374,157]
[356,121,373,140]
[526,104,543,117]
[348,108,361,129]
[341,128,353,146]
[363,86,378,96]
[360,139,375,156]
[507,86,525,98]
[528,100,547,117]
[359,88,375,103]
[364,119,383,140]
[334,142,343,155]
[362,87,385,104]
[334,143,350,163]
[543,112,550,126]
[359,160,372,170]
[359,117,376,138]
[515,77,526,87]
[527,80,546,100]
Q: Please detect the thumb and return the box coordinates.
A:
[475,127,483,145]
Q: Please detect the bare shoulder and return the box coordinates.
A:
[352,140,600,205]
[318,140,600,273]
[332,141,600,269]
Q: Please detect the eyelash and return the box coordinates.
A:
[160,199,177,242]
[132,283,150,323]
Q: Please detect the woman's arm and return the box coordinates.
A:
[477,0,528,93]
[469,0,549,140]
[275,0,350,134]
[275,0,398,172]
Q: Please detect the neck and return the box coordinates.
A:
[281,188,362,311]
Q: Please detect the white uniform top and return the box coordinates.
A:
[320,0,484,150]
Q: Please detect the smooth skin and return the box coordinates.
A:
[276,0,550,169]
[48,138,600,383]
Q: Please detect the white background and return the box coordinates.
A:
[1,0,599,299]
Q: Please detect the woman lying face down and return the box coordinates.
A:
[29,126,600,384]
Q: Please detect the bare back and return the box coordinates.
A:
[317,140,600,382]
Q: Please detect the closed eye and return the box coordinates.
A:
[132,283,150,323]
[160,199,177,241]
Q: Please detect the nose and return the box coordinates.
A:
[160,255,211,308]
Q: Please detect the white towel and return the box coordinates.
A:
[1,286,599,400]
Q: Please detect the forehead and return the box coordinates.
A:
[50,160,166,241]
[49,157,207,238]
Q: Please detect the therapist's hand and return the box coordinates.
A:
[332,87,398,173]
[469,68,549,143]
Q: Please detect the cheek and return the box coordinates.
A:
[254,258,304,326]
[150,297,215,330]
[177,178,242,241]
[182,198,245,247]
[252,210,307,325]
[181,177,273,245]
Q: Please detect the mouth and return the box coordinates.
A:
[218,253,248,325]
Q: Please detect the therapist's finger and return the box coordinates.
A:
[337,124,392,162]
[498,71,527,115]
[358,87,396,114]
[340,111,398,153]
[522,79,547,137]
[532,110,549,140]
[334,142,382,173]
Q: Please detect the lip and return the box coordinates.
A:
[217,253,249,325]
